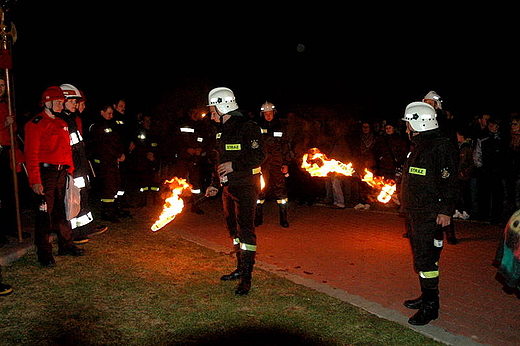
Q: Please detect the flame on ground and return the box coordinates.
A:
[301,148,396,204]
[151,177,192,232]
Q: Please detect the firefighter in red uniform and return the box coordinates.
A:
[255,101,292,227]
[88,104,126,223]
[205,87,265,295]
[24,86,85,267]
[401,102,459,325]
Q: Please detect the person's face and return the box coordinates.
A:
[52,99,64,113]
[488,122,499,133]
[114,100,125,114]
[77,101,86,113]
[511,120,520,133]
[423,99,436,109]
[143,116,151,129]
[361,123,370,134]
[64,98,77,112]
[384,125,395,135]
[209,106,220,123]
[480,114,490,127]
[0,79,6,98]
[263,111,274,122]
[101,107,113,120]
[456,132,464,143]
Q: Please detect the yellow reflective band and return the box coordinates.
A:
[101,198,115,203]
[240,243,257,252]
[419,270,439,279]
[93,159,101,163]
[151,142,158,147]
[434,239,443,247]
[409,166,426,176]
[261,128,267,133]
[151,187,160,191]
[257,199,265,204]
[277,198,288,204]
[252,167,261,174]
[233,238,240,245]
[225,144,241,151]
[216,133,221,139]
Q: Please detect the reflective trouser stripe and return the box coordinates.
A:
[256,199,265,204]
[70,212,94,229]
[101,198,115,203]
[277,198,288,204]
[240,243,257,251]
[233,238,256,252]
[419,270,439,279]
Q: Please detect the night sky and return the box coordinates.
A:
[6,1,520,123]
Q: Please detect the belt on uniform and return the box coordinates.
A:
[40,163,70,170]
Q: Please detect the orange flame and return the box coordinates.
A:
[301,148,396,204]
[151,177,192,232]
[361,169,397,204]
[301,148,355,177]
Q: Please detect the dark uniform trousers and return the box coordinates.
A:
[35,166,74,259]
[223,181,260,249]
[406,211,443,290]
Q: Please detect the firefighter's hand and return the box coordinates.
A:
[118,154,126,162]
[4,115,14,127]
[281,165,288,174]
[217,162,233,176]
[205,186,218,197]
[436,214,451,227]
[32,183,44,195]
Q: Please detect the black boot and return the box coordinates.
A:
[278,203,289,228]
[404,295,423,310]
[408,289,439,325]
[221,245,242,281]
[101,202,121,223]
[235,250,255,295]
[254,204,263,227]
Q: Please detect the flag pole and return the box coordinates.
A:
[0,4,22,242]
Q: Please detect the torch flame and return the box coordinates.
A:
[301,148,396,204]
[151,177,192,232]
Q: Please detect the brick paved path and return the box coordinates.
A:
[171,200,519,346]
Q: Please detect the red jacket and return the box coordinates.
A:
[24,110,74,185]
[0,101,13,146]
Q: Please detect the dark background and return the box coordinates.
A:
[5,1,520,124]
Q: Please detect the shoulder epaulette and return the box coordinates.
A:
[32,116,43,124]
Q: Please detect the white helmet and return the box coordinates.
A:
[403,102,438,132]
[60,83,82,99]
[208,87,238,114]
[423,90,442,109]
[260,101,276,113]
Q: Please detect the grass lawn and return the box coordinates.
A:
[0,208,444,346]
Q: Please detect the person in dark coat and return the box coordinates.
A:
[205,87,265,296]
[401,102,459,326]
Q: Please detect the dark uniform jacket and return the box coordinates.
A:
[401,129,459,216]
[258,117,292,167]
[88,117,124,164]
[212,111,265,187]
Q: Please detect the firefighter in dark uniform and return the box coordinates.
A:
[24,86,85,267]
[205,87,265,295]
[133,114,160,206]
[58,84,107,243]
[172,109,209,214]
[400,101,459,325]
[255,101,292,228]
[88,105,126,223]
